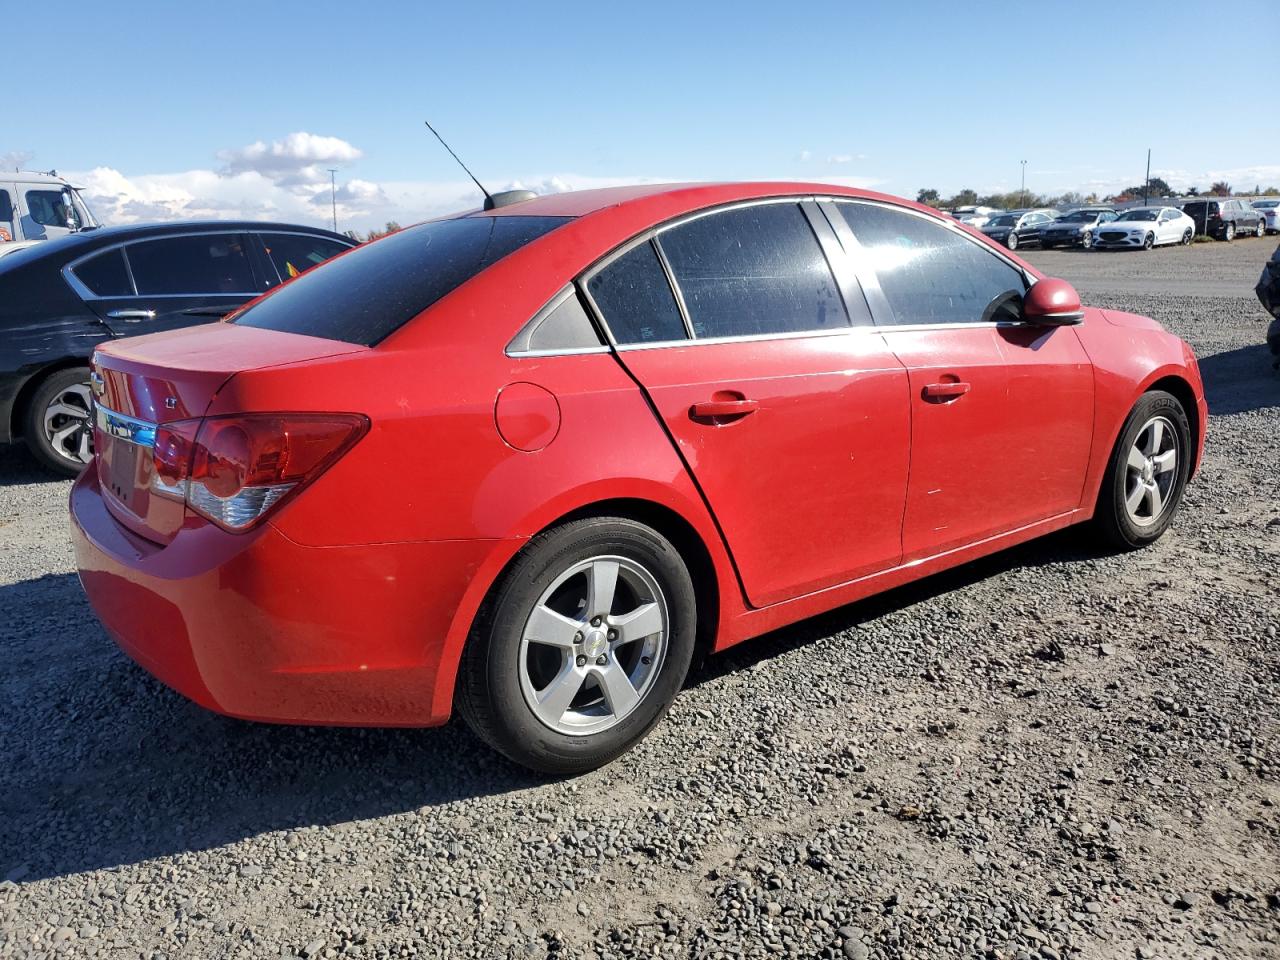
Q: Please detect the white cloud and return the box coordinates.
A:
[217,132,362,187]
[826,153,866,165]
[1,149,35,172]
[797,149,812,162]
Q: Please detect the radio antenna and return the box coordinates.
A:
[424,120,494,208]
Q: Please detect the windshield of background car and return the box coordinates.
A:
[1256,201,1279,209]
[988,215,1016,227]
[1118,210,1158,221]
[234,215,572,346]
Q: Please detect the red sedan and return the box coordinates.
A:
[70,183,1206,774]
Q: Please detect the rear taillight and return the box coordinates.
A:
[150,413,368,532]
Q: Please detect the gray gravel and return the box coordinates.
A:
[1,239,1278,960]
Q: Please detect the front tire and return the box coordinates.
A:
[1006,232,1019,251]
[1223,222,1235,242]
[1256,219,1266,238]
[1081,230,1093,249]
[1181,228,1193,245]
[23,366,93,477]
[1142,232,1155,251]
[458,517,697,775]
[1094,391,1191,549]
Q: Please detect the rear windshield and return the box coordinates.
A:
[234,215,572,345]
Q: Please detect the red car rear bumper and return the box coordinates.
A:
[70,467,506,726]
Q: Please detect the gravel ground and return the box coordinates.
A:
[1,238,1277,960]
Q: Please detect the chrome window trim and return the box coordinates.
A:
[95,405,157,448]
[62,229,354,302]
[505,284,610,358]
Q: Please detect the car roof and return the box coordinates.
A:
[7,219,352,261]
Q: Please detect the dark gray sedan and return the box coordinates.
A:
[1039,208,1119,249]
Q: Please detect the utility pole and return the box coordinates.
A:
[1143,149,1151,205]
[1020,160,1027,207]
[328,168,338,232]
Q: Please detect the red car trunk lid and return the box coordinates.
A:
[91,323,365,544]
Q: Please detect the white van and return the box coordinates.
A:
[0,171,99,247]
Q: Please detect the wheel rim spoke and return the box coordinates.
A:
[524,604,582,649]
[594,664,639,716]
[1126,446,1147,472]
[1152,449,1176,474]
[534,659,586,726]
[587,559,619,617]
[1126,482,1146,514]
[610,601,663,646]
[1143,483,1163,518]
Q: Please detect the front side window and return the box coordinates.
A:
[837,202,1027,326]
[259,232,352,287]
[71,248,133,297]
[657,202,848,338]
[236,215,571,346]
[127,234,255,295]
[24,189,79,229]
[586,240,687,345]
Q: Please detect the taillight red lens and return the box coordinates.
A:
[151,413,368,531]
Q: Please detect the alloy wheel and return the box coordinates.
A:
[1257,220,1266,238]
[42,382,93,465]
[1225,223,1235,241]
[1143,233,1154,250]
[1006,232,1019,250]
[1124,416,1179,528]
[1182,228,1193,245]
[1082,230,1092,249]
[518,555,669,736]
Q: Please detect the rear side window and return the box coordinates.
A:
[586,240,688,345]
[658,203,849,338]
[71,249,133,297]
[838,202,1026,325]
[127,234,255,295]
[259,232,352,287]
[236,216,570,346]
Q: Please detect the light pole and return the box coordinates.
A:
[328,168,338,233]
[1020,160,1028,207]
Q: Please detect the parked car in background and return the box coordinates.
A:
[1092,206,1195,251]
[980,209,1058,250]
[0,171,99,249]
[1180,198,1265,240]
[68,182,1205,774]
[1253,199,1279,235]
[0,221,354,475]
[1039,207,1118,249]
[952,205,1000,228]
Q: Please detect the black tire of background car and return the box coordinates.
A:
[1143,233,1154,250]
[1182,229,1193,245]
[1006,233,1019,250]
[1094,390,1192,550]
[457,516,697,775]
[23,367,91,478]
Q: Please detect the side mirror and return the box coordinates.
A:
[1023,277,1084,325]
[60,187,81,231]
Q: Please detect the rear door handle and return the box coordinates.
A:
[105,309,156,322]
[690,398,759,420]
[922,381,971,401]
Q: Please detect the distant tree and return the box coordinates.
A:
[916,188,941,206]
[947,188,979,207]
[1146,176,1172,196]
[1263,186,1280,197]
[1184,186,1200,197]
[1053,191,1085,208]
[1084,192,1100,204]
[366,221,402,241]
[1208,181,1232,197]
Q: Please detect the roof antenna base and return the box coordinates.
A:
[484,190,537,211]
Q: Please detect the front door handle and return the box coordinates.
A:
[922,381,971,401]
[105,309,156,322]
[690,398,759,421]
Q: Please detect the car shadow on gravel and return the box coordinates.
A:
[0,573,549,883]
[691,526,1109,687]
[0,445,66,487]
[0,529,1111,884]
[1197,342,1279,414]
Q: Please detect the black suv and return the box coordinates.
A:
[1180,199,1266,241]
[0,221,353,475]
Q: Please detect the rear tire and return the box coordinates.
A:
[1181,228,1193,245]
[1094,390,1191,550]
[457,517,697,775]
[22,367,93,478]
[1223,222,1235,242]
[1006,232,1019,250]
[1256,219,1266,238]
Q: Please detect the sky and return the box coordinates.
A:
[6,0,1278,233]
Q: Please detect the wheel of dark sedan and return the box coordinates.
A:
[1142,232,1154,251]
[23,367,94,477]
[1094,390,1191,550]
[458,517,697,775]
[1181,228,1193,245]
[1006,232,1019,250]
[1223,222,1235,242]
